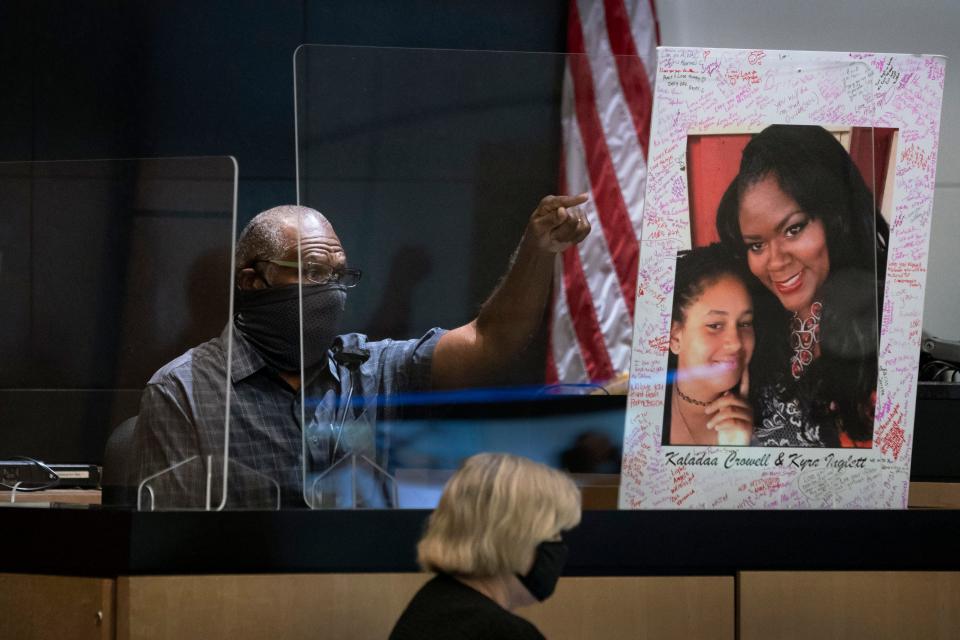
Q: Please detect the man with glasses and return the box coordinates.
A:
[134,198,589,509]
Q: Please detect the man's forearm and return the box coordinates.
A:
[431,194,590,389]
[474,232,556,356]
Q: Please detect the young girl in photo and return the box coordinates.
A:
[664,243,756,446]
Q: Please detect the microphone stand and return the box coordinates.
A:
[310,346,399,508]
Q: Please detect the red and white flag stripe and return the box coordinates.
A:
[547,0,658,385]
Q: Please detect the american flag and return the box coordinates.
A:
[547,0,659,384]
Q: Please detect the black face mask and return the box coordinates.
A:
[234,284,346,372]
[516,540,568,602]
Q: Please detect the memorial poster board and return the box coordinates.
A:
[619,47,946,509]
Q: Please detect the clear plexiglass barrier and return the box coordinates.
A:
[290,46,651,510]
[290,47,887,510]
[0,157,238,510]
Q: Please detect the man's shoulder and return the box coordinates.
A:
[339,328,446,355]
[146,336,226,386]
[334,329,446,393]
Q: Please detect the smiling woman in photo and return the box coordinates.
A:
[716,124,888,448]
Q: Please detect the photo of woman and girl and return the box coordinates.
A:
[664,124,887,449]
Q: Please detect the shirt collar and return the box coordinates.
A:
[223,325,264,383]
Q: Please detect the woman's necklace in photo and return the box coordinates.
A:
[673,387,699,444]
[676,383,710,407]
[790,300,822,380]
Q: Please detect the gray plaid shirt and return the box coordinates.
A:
[133,325,444,509]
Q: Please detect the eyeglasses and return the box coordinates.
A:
[257,260,362,288]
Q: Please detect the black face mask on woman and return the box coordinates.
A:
[234,284,347,372]
[516,539,568,602]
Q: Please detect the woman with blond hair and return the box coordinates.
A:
[389,453,581,640]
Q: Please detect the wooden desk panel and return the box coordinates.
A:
[113,574,732,640]
[574,480,960,510]
[0,479,953,511]
[907,482,960,508]
[116,573,430,640]
[0,573,113,640]
[739,571,960,640]
[0,490,101,506]
[519,576,734,640]
[5,571,959,639]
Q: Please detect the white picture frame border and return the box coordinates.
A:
[619,47,946,509]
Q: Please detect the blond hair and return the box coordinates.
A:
[417,453,581,577]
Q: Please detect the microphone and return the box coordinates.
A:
[332,346,371,369]
[330,346,371,459]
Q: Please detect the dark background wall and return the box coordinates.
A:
[1,0,568,218]
[0,0,569,462]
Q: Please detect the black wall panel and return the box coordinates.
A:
[0,0,568,462]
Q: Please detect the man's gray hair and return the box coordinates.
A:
[234,205,329,270]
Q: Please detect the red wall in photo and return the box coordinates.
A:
[686,134,750,247]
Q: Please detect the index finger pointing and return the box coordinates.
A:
[549,193,589,209]
[739,367,750,398]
